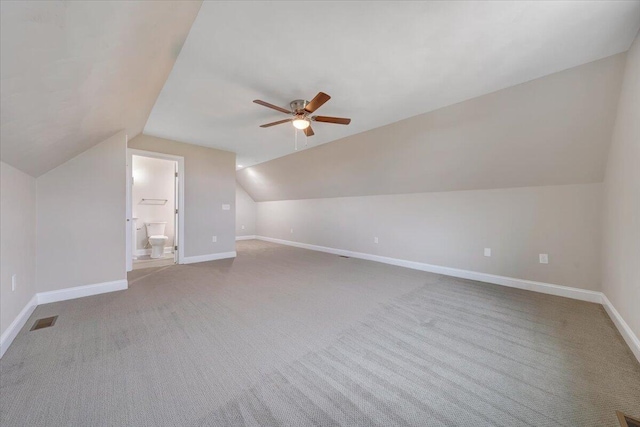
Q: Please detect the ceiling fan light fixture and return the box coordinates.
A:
[292,118,310,130]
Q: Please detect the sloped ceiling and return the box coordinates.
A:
[2,2,638,178]
[0,1,202,176]
[145,1,640,169]
[237,54,626,202]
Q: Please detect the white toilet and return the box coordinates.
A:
[145,222,168,259]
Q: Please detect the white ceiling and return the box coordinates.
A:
[145,1,640,168]
[1,1,638,176]
[238,54,626,201]
[0,1,202,176]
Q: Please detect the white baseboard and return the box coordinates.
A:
[1,279,129,359]
[256,236,640,362]
[0,294,38,359]
[134,247,174,256]
[4,239,637,365]
[182,251,237,264]
[256,236,603,303]
[601,294,640,363]
[37,279,128,305]
[236,235,257,241]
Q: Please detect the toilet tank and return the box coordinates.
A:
[145,222,166,237]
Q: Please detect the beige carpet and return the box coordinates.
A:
[132,254,175,270]
[1,240,638,426]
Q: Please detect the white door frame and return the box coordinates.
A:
[127,148,185,270]
[126,136,132,271]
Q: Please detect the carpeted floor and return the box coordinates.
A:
[132,254,175,270]
[1,240,638,426]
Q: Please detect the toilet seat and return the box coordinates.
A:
[149,235,168,240]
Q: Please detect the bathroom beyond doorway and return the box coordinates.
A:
[126,149,185,272]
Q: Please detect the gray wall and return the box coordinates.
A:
[257,183,603,291]
[0,162,37,337]
[602,32,640,339]
[129,135,236,257]
[236,182,256,237]
[36,132,127,293]
[238,54,624,201]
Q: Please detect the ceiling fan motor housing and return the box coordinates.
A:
[290,99,309,115]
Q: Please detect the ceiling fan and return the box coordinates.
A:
[253,92,351,137]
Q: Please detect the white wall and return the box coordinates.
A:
[132,155,175,251]
[602,32,640,340]
[236,182,256,237]
[129,135,236,257]
[36,132,127,293]
[0,162,36,337]
[257,183,603,291]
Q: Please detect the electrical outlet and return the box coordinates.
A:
[374,237,379,244]
[222,204,230,211]
[539,254,549,264]
[241,225,245,230]
[212,236,217,243]
[484,248,491,257]
[11,274,16,291]
[290,228,294,234]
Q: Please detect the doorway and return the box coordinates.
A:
[126,149,185,272]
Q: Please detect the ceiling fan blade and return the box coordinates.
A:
[304,92,331,113]
[253,99,291,114]
[303,126,314,137]
[312,116,351,125]
[260,118,292,128]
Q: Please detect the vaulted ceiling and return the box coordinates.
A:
[1,1,639,178]
[0,1,201,176]
[144,1,639,169]
[237,54,626,201]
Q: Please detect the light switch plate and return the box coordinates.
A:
[374,237,379,244]
[539,254,549,264]
[212,236,217,243]
[484,248,491,257]
[222,204,230,210]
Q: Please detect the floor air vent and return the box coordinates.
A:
[618,411,640,427]
[339,255,350,258]
[30,316,58,331]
